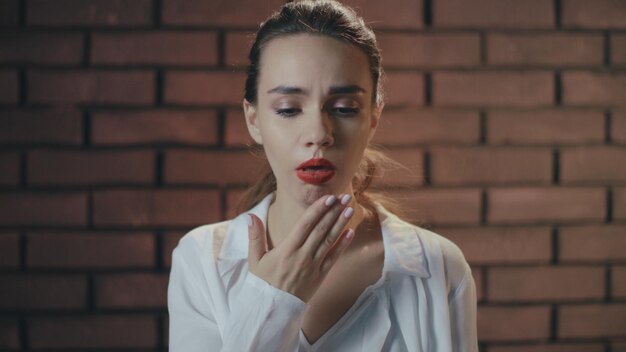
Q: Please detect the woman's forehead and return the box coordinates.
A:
[257,33,372,94]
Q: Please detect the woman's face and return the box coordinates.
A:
[243,33,383,204]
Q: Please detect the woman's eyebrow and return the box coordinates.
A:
[266,84,366,95]
[267,85,306,95]
[328,84,366,95]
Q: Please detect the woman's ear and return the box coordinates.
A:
[368,101,384,142]
[243,99,263,145]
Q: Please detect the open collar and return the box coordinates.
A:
[218,192,430,278]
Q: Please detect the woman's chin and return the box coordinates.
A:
[298,179,350,206]
[300,184,332,205]
[279,176,348,206]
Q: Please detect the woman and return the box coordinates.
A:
[167,1,478,351]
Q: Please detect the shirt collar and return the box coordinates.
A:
[218,192,430,278]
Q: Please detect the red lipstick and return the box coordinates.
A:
[295,158,336,185]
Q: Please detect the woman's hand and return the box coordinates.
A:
[246,194,355,303]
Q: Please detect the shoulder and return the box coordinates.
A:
[173,219,233,261]
[418,227,469,271]
[414,225,472,294]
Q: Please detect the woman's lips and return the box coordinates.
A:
[295,158,336,185]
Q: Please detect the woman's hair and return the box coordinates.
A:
[236,0,409,220]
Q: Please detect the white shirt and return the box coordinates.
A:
[168,192,478,352]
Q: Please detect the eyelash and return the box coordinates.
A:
[275,107,359,118]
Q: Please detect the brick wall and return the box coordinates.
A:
[0,0,625,350]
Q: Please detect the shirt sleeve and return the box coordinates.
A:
[168,234,308,352]
[448,267,479,352]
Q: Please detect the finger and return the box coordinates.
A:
[300,195,348,255]
[312,204,354,262]
[320,228,354,274]
[247,213,267,264]
[281,194,337,250]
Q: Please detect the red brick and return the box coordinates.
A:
[559,304,626,338]
[614,342,626,352]
[489,343,605,352]
[373,108,481,145]
[28,70,155,105]
[560,225,626,262]
[0,192,87,226]
[489,187,606,224]
[440,226,552,265]
[614,266,626,298]
[27,232,155,268]
[164,71,246,106]
[226,188,247,219]
[27,0,152,27]
[162,231,185,268]
[433,71,553,107]
[0,318,19,349]
[164,317,170,347]
[487,33,603,66]
[0,108,83,145]
[164,0,424,29]
[0,31,83,64]
[224,108,255,146]
[0,233,19,268]
[615,187,626,220]
[92,109,218,146]
[478,306,551,341]
[369,148,424,187]
[384,72,424,106]
[615,110,626,143]
[613,34,626,65]
[92,31,218,66]
[563,0,626,29]
[488,109,605,145]
[164,150,267,185]
[0,274,87,309]
[28,150,153,186]
[0,69,18,104]
[387,188,481,225]
[563,71,626,106]
[434,0,554,29]
[340,0,423,29]
[0,152,19,186]
[489,266,605,302]
[93,189,221,227]
[225,31,254,68]
[95,273,168,308]
[29,315,158,349]
[0,0,19,26]
[430,146,552,185]
[378,33,480,68]
[561,146,626,183]
[162,0,282,27]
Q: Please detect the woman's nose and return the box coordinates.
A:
[305,112,334,148]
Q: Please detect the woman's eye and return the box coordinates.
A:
[275,108,301,117]
[332,107,359,116]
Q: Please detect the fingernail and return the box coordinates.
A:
[246,214,253,227]
[345,229,354,239]
[325,195,336,206]
[341,194,352,205]
[343,207,354,218]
